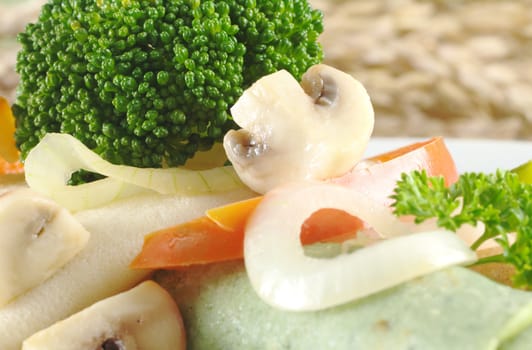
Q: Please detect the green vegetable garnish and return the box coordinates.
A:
[13,0,323,174]
[391,170,532,288]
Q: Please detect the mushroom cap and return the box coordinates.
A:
[224,64,374,194]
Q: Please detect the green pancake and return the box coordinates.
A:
[156,261,532,350]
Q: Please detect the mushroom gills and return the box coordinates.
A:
[21,280,186,350]
[301,68,339,107]
[225,129,268,159]
[0,188,89,307]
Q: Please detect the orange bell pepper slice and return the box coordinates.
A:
[0,97,24,175]
[207,196,263,232]
[131,205,366,269]
[130,137,457,269]
[330,137,458,207]
[131,217,246,268]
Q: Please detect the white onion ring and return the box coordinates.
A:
[24,133,245,211]
[244,182,477,311]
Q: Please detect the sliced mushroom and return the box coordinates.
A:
[0,188,89,307]
[22,280,186,350]
[224,64,374,194]
[0,185,255,349]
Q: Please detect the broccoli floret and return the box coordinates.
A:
[13,0,323,169]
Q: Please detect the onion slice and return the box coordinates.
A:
[24,133,245,211]
[244,182,477,311]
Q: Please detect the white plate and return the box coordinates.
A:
[364,137,532,174]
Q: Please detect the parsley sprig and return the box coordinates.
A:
[391,170,531,288]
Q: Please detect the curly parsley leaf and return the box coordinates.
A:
[391,170,532,288]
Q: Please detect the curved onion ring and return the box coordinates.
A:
[24,133,245,211]
[244,182,477,311]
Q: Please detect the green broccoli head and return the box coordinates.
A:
[13,0,323,168]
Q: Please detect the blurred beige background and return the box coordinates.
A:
[312,0,532,140]
[1,0,531,140]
